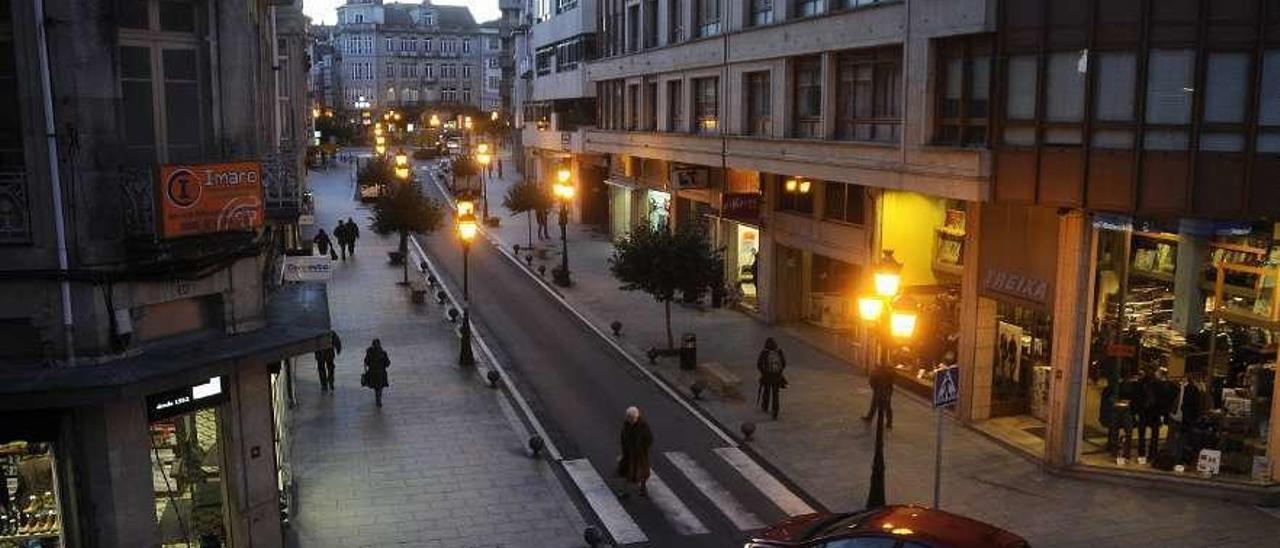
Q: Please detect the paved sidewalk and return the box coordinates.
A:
[286,166,586,548]
[465,152,1280,547]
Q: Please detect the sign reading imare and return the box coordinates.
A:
[158,161,264,238]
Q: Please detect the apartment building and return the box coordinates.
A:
[0,1,328,546]
[481,22,505,112]
[310,24,340,111]
[334,0,489,111]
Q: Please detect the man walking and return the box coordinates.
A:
[314,331,342,392]
[334,221,350,260]
[344,217,360,257]
[497,158,503,179]
[862,363,895,429]
[313,228,335,259]
[535,207,550,239]
[756,337,787,420]
[616,406,652,499]
[362,339,391,408]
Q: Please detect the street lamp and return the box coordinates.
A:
[456,202,478,367]
[429,113,441,128]
[395,148,409,180]
[857,249,916,510]
[476,149,492,221]
[784,176,812,195]
[552,167,575,287]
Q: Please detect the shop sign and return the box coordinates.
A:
[722,193,761,224]
[158,161,264,238]
[1092,213,1133,232]
[982,269,1050,304]
[147,376,228,421]
[281,255,333,282]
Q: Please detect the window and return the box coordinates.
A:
[628,84,640,130]
[1260,50,1280,153]
[793,57,822,138]
[463,64,474,78]
[409,37,418,51]
[751,0,774,26]
[1,11,23,170]
[424,63,435,78]
[793,0,823,18]
[488,57,500,68]
[668,80,684,131]
[386,37,394,52]
[843,0,885,7]
[935,34,991,146]
[462,38,472,53]
[695,0,720,37]
[693,77,718,133]
[151,407,230,547]
[598,79,627,129]
[1043,51,1085,145]
[559,0,580,12]
[424,13,435,26]
[669,0,684,42]
[1002,54,1036,146]
[118,2,207,164]
[836,47,901,142]
[1200,52,1249,152]
[645,81,659,130]
[536,0,551,22]
[489,37,501,50]
[776,176,814,214]
[745,71,772,136]
[386,61,395,77]
[602,0,624,57]
[462,87,472,104]
[1143,48,1194,150]
[644,0,659,48]
[424,37,433,52]
[1091,51,1136,149]
[488,75,501,89]
[536,48,553,76]
[823,182,865,224]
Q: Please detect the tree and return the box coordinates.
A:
[370,177,444,284]
[502,181,552,249]
[609,222,723,350]
[451,155,479,194]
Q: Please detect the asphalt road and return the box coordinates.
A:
[413,167,797,547]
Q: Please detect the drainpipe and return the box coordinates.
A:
[35,0,75,366]
[271,5,282,151]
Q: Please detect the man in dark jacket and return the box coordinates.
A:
[334,222,350,260]
[314,331,342,392]
[862,363,895,429]
[757,337,787,420]
[344,217,360,256]
[616,406,652,498]
[363,339,390,408]
[313,229,334,258]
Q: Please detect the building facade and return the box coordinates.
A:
[0,1,328,546]
[333,0,489,111]
[310,24,339,112]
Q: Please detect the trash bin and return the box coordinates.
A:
[680,333,697,370]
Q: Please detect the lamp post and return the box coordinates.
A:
[456,200,478,367]
[552,167,575,287]
[395,148,409,180]
[476,143,491,221]
[856,250,916,510]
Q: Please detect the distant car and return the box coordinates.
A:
[746,505,1029,548]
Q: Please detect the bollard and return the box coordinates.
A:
[690,381,705,400]
[435,290,447,304]
[741,422,756,442]
[583,526,604,547]
[610,321,623,337]
[486,370,501,388]
[528,435,545,458]
[447,307,459,323]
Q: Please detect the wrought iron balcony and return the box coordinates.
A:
[0,170,32,245]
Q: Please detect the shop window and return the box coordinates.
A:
[823,182,865,225]
[693,77,718,134]
[992,301,1054,420]
[792,57,823,139]
[836,47,902,143]
[1092,51,1138,149]
[1143,49,1195,151]
[0,441,63,541]
[1261,50,1280,153]
[775,176,814,214]
[150,406,229,546]
[745,71,772,137]
[935,34,991,147]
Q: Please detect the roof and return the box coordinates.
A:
[0,283,332,408]
[381,3,477,30]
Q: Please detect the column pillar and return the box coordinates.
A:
[1172,219,1212,335]
[1045,210,1094,467]
[958,201,984,421]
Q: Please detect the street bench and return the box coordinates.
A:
[409,278,429,303]
[698,361,742,400]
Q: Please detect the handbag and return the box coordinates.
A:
[360,369,369,387]
[330,248,339,260]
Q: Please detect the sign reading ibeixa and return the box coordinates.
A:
[158,161,264,238]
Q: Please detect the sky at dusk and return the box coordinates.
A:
[302,0,501,26]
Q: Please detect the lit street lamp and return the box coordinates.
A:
[456,201,478,367]
[857,250,916,510]
[551,167,575,287]
[395,148,409,180]
[476,143,491,221]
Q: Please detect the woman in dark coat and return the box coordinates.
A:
[363,339,390,408]
[756,337,787,420]
[616,406,652,498]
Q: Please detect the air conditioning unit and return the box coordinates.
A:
[673,168,708,189]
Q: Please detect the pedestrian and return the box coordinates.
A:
[345,217,360,256]
[497,158,503,179]
[314,331,342,392]
[333,222,350,260]
[862,363,895,429]
[615,406,652,498]
[756,337,787,420]
[535,207,550,239]
[361,339,390,408]
[313,229,336,259]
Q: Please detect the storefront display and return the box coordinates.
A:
[647,190,670,230]
[1081,218,1278,484]
[148,378,231,547]
[735,225,760,309]
[0,442,62,547]
[993,303,1053,421]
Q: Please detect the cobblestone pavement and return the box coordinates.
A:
[285,165,586,548]
[464,151,1280,548]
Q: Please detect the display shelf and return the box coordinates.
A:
[1133,231,1180,243]
[1210,241,1268,256]
[1210,261,1280,329]
[0,531,60,541]
[1130,269,1175,284]
[1199,280,1257,299]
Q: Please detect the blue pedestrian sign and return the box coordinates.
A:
[933,365,960,408]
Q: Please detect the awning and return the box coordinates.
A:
[0,283,332,409]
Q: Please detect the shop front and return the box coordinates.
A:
[1,413,68,547]
[147,377,233,548]
[1077,216,1280,485]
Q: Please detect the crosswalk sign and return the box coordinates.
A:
[933,365,960,408]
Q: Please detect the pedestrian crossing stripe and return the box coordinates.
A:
[563,459,648,545]
[714,447,815,517]
[646,472,710,535]
[665,451,766,531]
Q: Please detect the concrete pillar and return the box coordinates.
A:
[226,366,284,548]
[1172,219,1212,335]
[957,201,984,421]
[969,298,997,421]
[75,400,157,548]
[1045,210,1094,467]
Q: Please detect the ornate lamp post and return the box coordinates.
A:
[552,167,575,287]
[394,148,409,180]
[856,250,916,509]
[456,200,478,367]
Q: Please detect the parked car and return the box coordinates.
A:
[746,505,1029,548]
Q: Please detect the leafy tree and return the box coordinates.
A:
[370,176,444,284]
[502,181,552,249]
[451,155,480,194]
[609,222,723,349]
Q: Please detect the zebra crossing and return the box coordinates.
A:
[566,448,817,546]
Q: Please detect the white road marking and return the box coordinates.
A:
[665,452,765,531]
[646,472,710,535]
[714,447,815,516]
[563,459,648,545]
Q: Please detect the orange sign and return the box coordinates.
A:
[158,161,264,238]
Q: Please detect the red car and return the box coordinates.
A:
[745,505,1030,548]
